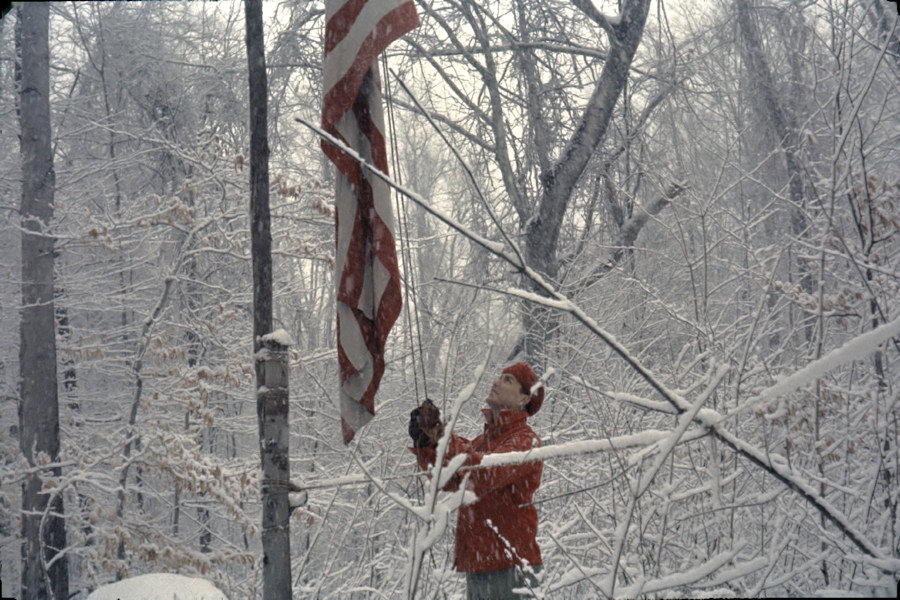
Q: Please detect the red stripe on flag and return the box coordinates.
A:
[324,0,368,54]
[322,2,419,129]
[322,0,418,444]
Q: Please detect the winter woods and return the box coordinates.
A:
[0,1,898,598]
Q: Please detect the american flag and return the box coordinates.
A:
[322,0,418,444]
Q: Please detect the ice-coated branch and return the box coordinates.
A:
[289,427,709,497]
[614,547,754,598]
[731,313,900,418]
[389,70,526,269]
[570,0,620,38]
[632,365,730,499]
[349,450,429,522]
[115,215,215,555]
[406,350,491,599]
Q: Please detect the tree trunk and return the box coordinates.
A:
[520,0,652,363]
[245,1,291,597]
[734,0,814,343]
[17,3,69,599]
[867,0,900,72]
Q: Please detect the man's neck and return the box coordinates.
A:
[484,407,524,426]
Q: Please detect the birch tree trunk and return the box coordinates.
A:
[17,3,69,599]
[245,1,291,597]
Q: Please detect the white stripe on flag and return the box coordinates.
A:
[323,0,412,92]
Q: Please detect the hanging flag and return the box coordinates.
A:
[322,0,418,444]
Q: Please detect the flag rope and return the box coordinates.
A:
[382,52,430,406]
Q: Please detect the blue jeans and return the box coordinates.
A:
[465,565,542,599]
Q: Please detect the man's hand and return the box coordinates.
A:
[408,399,444,448]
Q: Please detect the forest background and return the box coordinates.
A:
[1,0,899,598]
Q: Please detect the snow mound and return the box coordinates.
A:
[87,573,227,600]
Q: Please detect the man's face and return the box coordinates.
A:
[486,371,530,412]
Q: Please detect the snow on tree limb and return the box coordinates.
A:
[730,313,900,417]
[290,427,709,495]
[406,351,491,599]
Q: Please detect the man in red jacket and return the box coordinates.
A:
[409,362,544,599]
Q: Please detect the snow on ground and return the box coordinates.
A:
[86,573,227,600]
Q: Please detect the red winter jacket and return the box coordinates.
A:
[413,409,542,573]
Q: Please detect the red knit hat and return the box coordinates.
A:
[502,362,544,415]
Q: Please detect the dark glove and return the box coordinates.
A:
[408,399,443,448]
